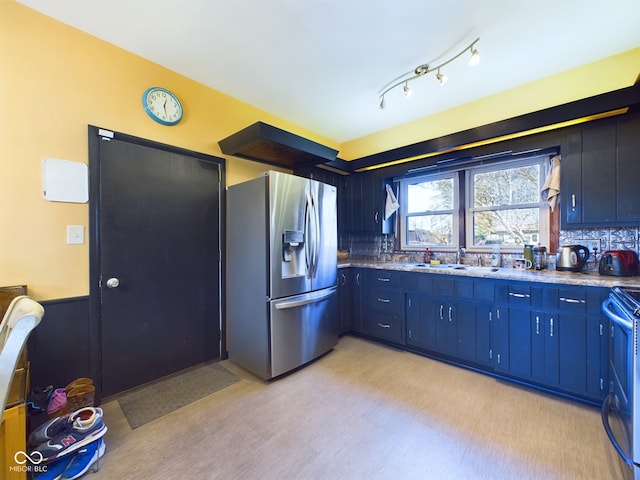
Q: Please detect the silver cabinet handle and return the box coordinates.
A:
[356,273,360,285]
[377,323,391,329]
[536,315,540,335]
[509,292,530,298]
[374,212,379,224]
[560,297,585,304]
[377,298,390,303]
[106,277,120,289]
[377,277,390,282]
[571,193,576,211]
[549,317,554,337]
[439,305,444,319]
[448,306,452,322]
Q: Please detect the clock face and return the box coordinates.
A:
[142,87,183,125]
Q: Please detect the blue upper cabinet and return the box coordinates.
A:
[562,113,640,227]
[342,171,393,234]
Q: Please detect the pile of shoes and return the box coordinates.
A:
[29,406,107,480]
[47,378,96,418]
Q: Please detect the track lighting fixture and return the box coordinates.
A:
[378,38,480,109]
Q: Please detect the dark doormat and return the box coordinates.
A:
[118,363,240,429]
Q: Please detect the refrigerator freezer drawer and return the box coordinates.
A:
[269,287,338,379]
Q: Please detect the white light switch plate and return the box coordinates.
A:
[66,225,85,245]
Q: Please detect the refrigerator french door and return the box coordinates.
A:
[227,171,338,380]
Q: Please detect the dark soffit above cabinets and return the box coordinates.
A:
[218,121,338,170]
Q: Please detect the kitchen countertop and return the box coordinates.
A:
[338,260,640,288]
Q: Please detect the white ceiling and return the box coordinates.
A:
[16,0,640,145]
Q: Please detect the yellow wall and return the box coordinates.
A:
[0,1,335,300]
[1,0,639,300]
[340,48,640,160]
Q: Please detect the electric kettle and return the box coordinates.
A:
[556,245,590,272]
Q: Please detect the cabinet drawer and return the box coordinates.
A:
[365,287,403,316]
[365,312,404,344]
[508,285,532,305]
[366,270,401,288]
[558,289,587,312]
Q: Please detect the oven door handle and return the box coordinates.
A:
[601,394,635,467]
[602,298,634,332]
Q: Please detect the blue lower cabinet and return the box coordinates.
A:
[356,269,607,405]
[406,290,492,368]
[495,306,532,378]
[493,282,608,403]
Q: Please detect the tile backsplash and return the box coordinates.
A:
[340,226,640,271]
[559,226,639,253]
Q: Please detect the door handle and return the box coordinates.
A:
[106,277,120,289]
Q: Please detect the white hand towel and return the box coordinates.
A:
[384,184,399,220]
[541,155,561,211]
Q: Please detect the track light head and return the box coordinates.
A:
[436,70,448,85]
[469,47,480,66]
[403,82,413,98]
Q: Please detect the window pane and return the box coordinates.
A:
[473,165,540,207]
[472,208,540,246]
[407,178,453,213]
[407,215,453,246]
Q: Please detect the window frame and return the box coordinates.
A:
[464,156,549,253]
[397,154,550,253]
[398,171,459,251]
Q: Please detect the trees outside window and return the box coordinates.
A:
[399,155,549,252]
[400,174,457,249]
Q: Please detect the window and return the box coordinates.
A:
[466,158,548,250]
[399,154,549,252]
[399,173,458,250]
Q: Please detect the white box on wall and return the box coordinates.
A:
[43,158,88,203]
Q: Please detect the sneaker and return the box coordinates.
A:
[33,454,75,480]
[60,438,106,479]
[29,408,103,446]
[33,407,107,462]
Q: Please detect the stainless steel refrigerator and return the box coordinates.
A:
[227,171,338,380]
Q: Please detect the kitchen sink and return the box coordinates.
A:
[411,263,500,273]
[453,265,501,273]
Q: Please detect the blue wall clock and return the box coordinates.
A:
[142,87,183,126]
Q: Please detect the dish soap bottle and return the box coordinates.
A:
[491,246,501,267]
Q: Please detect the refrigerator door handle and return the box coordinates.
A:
[312,189,320,277]
[274,287,337,310]
[304,189,313,277]
[304,187,320,279]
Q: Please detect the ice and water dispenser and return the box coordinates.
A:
[282,229,305,277]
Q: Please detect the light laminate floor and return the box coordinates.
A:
[90,336,624,479]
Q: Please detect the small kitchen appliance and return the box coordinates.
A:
[599,250,639,277]
[556,245,590,272]
[533,246,547,270]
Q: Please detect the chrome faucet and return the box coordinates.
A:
[456,247,466,264]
